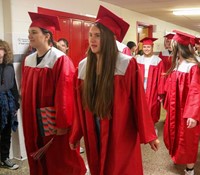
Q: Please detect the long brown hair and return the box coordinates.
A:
[83,23,118,119]
[167,40,200,74]
[0,39,13,64]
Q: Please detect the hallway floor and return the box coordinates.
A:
[0,109,200,175]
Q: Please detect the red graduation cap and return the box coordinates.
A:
[190,38,195,46]
[28,12,60,35]
[140,37,158,45]
[164,33,175,40]
[195,37,200,45]
[172,30,195,46]
[95,5,130,42]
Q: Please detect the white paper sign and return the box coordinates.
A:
[12,34,29,54]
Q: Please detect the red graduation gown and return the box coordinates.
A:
[163,61,200,164]
[158,50,172,73]
[21,47,86,175]
[136,55,165,123]
[70,52,157,175]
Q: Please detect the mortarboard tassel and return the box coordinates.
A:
[30,137,54,160]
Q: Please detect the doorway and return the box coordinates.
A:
[136,21,153,52]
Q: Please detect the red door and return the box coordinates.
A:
[38,7,95,67]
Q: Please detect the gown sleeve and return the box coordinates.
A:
[129,58,157,144]
[183,65,200,122]
[54,55,75,128]
[69,69,83,143]
[157,60,165,96]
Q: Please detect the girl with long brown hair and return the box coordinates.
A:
[163,30,200,175]
[70,5,159,175]
[0,39,19,170]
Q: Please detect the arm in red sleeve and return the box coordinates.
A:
[183,65,200,122]
[129,58,157,144]
[54,55,75,129]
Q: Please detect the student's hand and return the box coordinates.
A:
[149,139,160,151]
[186,118,197,128]
[157,95,163,103]
[69,141,80,150]
[158,94,166,103]
[14,110,18,116]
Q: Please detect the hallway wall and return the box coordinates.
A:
[4,0,200,54]
[0,0,4,39]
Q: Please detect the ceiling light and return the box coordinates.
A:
[173,9,200,16]
[80,13,96,18]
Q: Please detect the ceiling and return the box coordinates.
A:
[100,0,200,33]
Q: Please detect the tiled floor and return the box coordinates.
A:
[0,109,200,175]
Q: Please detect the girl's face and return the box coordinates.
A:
[58,40,68,54]
[195,43,200,51]
[89,25,101,55]
[143,44,153,56]
[165,38,172,50]
[0,49,5,64]
[28,27,49,49]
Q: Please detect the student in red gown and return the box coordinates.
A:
[21,12,86,175]
[136,37,165,125]
[69,5,159,175]
[159,33,174,73]
[163,30,200,175]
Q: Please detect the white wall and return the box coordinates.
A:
[0,0,4,39]
[9,0,102,54]
[7,0,200,54]
[2,0,200,160]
